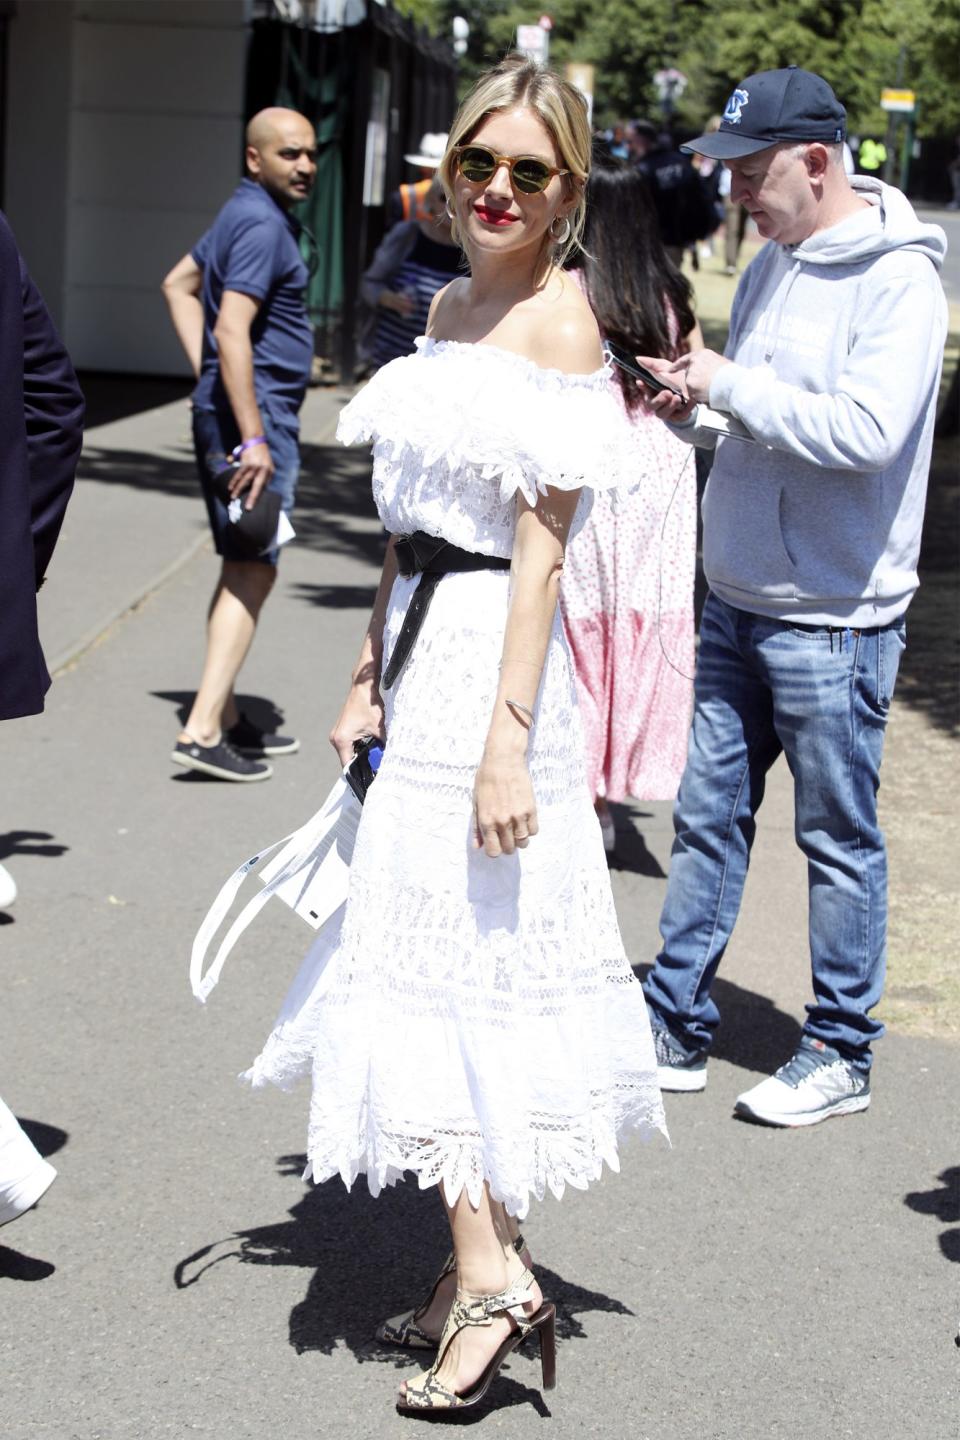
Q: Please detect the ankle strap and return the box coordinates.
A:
[454,1267,536,1331]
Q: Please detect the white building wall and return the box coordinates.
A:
[4,0,75,330]
[6,0,252,375]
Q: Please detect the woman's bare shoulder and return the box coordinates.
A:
[528,274,603,374]
[426,276,469,338]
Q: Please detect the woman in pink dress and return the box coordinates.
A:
[562,151,701,849]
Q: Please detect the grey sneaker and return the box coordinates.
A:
[652,1024,708,1092]
[734,1037,870,1127]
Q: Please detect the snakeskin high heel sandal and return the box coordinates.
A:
[377,1233,529,1351]
[395,1266,556,1416]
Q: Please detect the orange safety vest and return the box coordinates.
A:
[400,178,432,222]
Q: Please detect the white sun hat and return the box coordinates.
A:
[403,131,448,168]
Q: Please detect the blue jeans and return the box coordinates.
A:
[193,403,300,566]
[643,593,906,1071]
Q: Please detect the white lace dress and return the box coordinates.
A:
[246,338,668,1218]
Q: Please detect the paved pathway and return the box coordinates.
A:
[1,390,956,1439]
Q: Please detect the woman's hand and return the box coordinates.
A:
[633,354,696,423]
[329,678,385,768]
[473,750,539,858]
[379,289,417,317]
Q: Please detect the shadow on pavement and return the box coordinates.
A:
[293,443,384,571]
[896,436,959,735]
[0,1247,56,1281]
[151,690,290,735]
[289,582,379,610]
[606,805,667,879]
[18,1119,68,1161]
[76,438,385,577]
[0,831,69,863]
[0,1119,67,1282]
[77,443,198,493]
[79,371,193,430]
[632,967,803,1079]
[708,979,803,1074]
[904,1166,960,1264]
[175,1152,630,1407]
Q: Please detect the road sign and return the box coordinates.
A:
[880,88,916,113]
[517,24,549,63]
[654,67,687,101]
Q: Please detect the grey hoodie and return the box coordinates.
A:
[683,177,947,626]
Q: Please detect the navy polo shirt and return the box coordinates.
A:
[192,178,312,419]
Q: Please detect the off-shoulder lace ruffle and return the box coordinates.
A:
[337,336,637,512]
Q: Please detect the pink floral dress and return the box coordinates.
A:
[560,297,696,802]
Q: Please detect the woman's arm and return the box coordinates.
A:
[329,536,398,765]
[473,485,580,858]
[474,303,602,857]
[359,222,418,310]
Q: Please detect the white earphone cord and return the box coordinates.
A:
[655,443,697,683]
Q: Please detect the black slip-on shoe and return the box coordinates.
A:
[171,736,273,782]
[226,712,300,756]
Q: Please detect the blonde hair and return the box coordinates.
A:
[438,54,591,273]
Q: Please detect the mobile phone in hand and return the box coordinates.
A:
[604,341,686,399]
[345,733,384,805]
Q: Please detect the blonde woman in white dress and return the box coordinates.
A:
[247,55,667,1417]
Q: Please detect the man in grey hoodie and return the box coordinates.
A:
[637,67,947,1126]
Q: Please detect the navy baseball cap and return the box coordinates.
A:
[682,67,846,160]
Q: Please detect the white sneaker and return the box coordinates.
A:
[0,1157,56,1226]
[0,861,16,909]
[0,1098,57,1226]
[735,1038,870,1127]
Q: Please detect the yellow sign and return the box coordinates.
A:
[566,63,595,125]
[566,62,595,95]
[880,88,916,113]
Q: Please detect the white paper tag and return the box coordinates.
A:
[274,511,296,549]
[694,405,757,443]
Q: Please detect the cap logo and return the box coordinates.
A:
[723,88,749,126]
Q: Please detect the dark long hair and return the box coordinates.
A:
[570,146,697,411]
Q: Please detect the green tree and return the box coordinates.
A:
[393,0,444,28]
[678,0,960,138]
[405,0,960,140]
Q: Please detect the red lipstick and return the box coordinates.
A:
[473,206,518,226]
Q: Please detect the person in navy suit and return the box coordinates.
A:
[0,211,84,726]
[0,207,83,1227]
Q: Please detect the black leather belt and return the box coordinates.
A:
[382,530,511,690]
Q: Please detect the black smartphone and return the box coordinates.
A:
[605,341,686,399]
[345,733,384,806]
